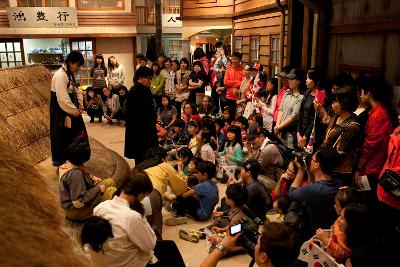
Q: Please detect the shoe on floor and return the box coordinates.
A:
[165,203,176,213]
[164,216,188,226]
[179,229,200,243]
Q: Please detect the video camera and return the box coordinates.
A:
[235,206,264,260]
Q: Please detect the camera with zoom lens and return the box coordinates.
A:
[234,215,263,258]
[292,150,312,168]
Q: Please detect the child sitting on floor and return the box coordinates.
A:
[315,187,359,264]
[59,137,116,221]
[168,161,219,223]
[177,147,193,176]
[268,194,291,223]
[207,183,249,256]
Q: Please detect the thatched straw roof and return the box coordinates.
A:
[0,64,52,163]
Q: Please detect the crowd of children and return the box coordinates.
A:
[58,46,400,267]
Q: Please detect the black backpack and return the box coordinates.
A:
[283,201,308,241]
[266,139,293,169]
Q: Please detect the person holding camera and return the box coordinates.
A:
[199,222,298,267]
[207,184,249,256]
[288,147,342,237]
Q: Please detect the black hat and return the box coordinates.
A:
[285,68,306,80]
[239,159,261,173]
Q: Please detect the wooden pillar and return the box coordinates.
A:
[311,12,319,68]
[301,5,310,70]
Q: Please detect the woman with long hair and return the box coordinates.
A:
[50,51,88,167]
[150,62,165,108]
[297,68,327,151]
[157,96,177,130]
[257,78,278,131]
[107,56,126,95]
[236,64,252,117]
[163,58,179,103]
[90,54,107,95]
[175,58,191,118]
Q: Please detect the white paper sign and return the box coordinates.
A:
[162,14,182,27]
[7,7,78,28]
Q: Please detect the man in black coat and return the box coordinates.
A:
[124,66,158,164]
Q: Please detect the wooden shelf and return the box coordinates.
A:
[28,52,63,55]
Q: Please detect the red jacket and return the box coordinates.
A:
[360,104,392,175]
[224,65,243,100]
[274,86,288,122]
[377,126,400,209]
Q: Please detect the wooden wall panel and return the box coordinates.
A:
[235,16,280,30]
[232,5,288,68]
[259,45,269,55]
[234,26,280,36]
[78,13,136,27]
[234,0,275,14]
[260,36,269,45]
[259,55,269,65]
[241,44,250,54]
[0,13,9,27]
[182,0,233,18]
[183,0,233,8]
[183,6,233,17]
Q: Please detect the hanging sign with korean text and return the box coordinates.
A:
[162,14,182,28]
[7,7,78,28]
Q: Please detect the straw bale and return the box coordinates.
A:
[0,64,51,163]
[0,140,91,267]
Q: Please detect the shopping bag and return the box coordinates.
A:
[216,157,226,179]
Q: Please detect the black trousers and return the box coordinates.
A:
[147,240,186,267]
[87,107,103,119]
[172,195,200,220]
[146,189,163,241]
